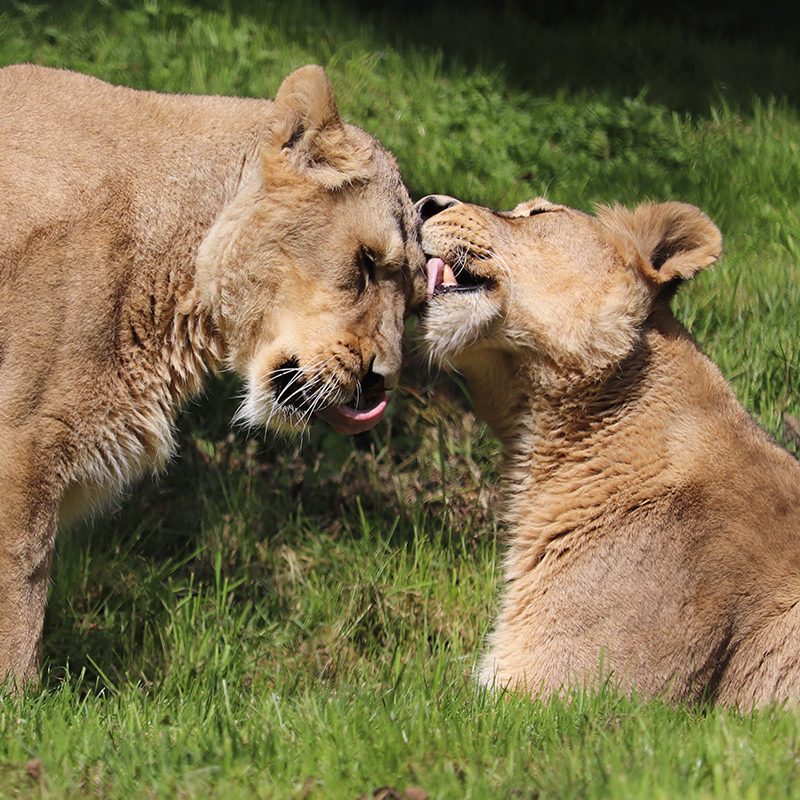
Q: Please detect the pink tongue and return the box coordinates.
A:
[315,393,388,435]
[425,257,458,298]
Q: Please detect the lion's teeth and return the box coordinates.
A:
[426,257,458,299]
[442,262,458,285]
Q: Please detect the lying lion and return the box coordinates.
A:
[418,193,800,707]
[0,64,425,684]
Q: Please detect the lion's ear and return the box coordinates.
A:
[598,202,722,286]
[273,64,340,146]
[268,65,370,188]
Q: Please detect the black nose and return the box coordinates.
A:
[415,194,461,222]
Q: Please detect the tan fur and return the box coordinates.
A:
[0,64,425,685]
[421,196,800,708]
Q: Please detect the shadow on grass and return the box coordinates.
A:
[41,360,497,689]
[9,0,800,113]
[216,0,800,114]
[356,2,800,113]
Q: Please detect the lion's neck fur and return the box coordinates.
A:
[115,294,226,466]
[102,153,262,472]
[82,149,262,504]
[467,315,753,578]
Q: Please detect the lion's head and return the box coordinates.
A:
[419,194,721,385]
[193,66,425,435]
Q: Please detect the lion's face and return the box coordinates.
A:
[419,195,721,380]
[194,67,426,435]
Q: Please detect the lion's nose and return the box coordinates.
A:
[415,194,461,222]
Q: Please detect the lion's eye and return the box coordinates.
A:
[357,246,376,293]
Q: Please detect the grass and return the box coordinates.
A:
[1,0,799,796]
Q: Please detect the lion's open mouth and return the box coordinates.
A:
[272,359,387,435]
[425,256,493,298]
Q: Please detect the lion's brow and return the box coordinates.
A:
[397,213,409,249]
[394,205,408,245]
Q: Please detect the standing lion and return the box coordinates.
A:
[0,64,425,685]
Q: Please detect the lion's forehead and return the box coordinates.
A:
[351,140,422,260]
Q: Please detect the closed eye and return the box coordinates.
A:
[357,246,376,293]
[497,204,561,220]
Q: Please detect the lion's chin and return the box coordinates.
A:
[422,293,500,367]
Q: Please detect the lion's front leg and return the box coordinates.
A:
[0,435,60,689]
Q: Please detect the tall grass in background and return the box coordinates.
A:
[0,1,798,796]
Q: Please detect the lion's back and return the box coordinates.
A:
[0,65,270,248]
[0,66,135,254]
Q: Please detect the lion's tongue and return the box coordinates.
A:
[426,257,458,298]
[315,393,388,435]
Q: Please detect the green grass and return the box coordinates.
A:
[1,0,800,796]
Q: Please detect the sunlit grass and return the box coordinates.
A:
[0,1,799,796]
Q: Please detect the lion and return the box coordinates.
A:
[0,63,426,685]
[418,193,800,707]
